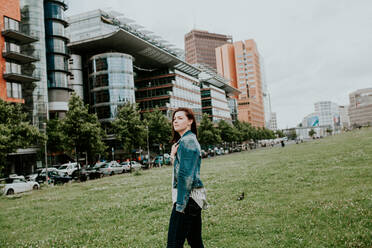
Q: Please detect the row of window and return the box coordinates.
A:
[89,73,134,89]
[135,87,172,99]
[92,89,135,105]
[89,56,133,74]
[135,77,174,89]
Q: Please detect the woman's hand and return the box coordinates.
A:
[170,143,179,158]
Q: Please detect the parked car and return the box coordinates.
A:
[25,173,38,181]
[84,163,104,179]
[0,176,39,195]
[57,162,81,176]
[130,161,142,170]
[99,161,123,175]
[36,171,72,185]
[120,161,132,172]
[201,149,208,158]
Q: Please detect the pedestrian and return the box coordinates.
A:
[167,107,207,248]
[281,140,285,147]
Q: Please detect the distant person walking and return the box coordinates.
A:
[167,108,207,248]
[281,140,285,147]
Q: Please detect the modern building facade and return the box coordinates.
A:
[88,52,135,122]
[269,112,277,130]
[185,29,232,69]
[348,88,372,126]
[314,101,340,130]
[66,10,206,123]
[19,0,49,128]
[197,64,239,123]
[339,105,350,128]
[216,39,265,127]
[44,0,70,119]
[0,0,39,105]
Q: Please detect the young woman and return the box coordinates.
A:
[167,107,207,248]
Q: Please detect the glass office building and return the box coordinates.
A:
[88,52,135,122]
[44,0,70,118]
[20,0,49,128]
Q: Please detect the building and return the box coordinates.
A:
[19,0,70,124]
[43,0,70,119]
[185,29,232,69]
[19,0,48,128]
[0,0,39,105]
[67,10,210,124]
[348,88,372,127]
[314,101,340,130]
[1,0,41,176]
[216,39,265,127]
[339,105,350,128]
[269,112,277,130]
[196,64,239,123]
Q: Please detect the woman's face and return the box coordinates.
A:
[173,111,193,134]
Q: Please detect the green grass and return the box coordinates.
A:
[1,129,372,247]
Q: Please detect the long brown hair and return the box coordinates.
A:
[171,108,197,143]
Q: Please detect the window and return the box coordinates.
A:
[4,16,19,31]
[6,82,22,99]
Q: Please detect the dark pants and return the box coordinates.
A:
[167,198,204,248]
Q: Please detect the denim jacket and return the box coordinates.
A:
[173,130,204,212]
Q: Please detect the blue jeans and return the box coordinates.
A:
[167,198,204,248]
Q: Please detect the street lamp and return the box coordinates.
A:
[42,122,48,184]
[146,125,150,165]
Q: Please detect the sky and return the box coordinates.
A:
[66,0,372,129]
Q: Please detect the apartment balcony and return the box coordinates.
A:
[3,72,40,83]
[2,50,38,64]
[1,29,38,45]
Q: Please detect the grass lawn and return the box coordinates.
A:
[1,129,372,247]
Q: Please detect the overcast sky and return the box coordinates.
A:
[67,0,372,129]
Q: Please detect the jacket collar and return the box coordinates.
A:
[181,130,193,138]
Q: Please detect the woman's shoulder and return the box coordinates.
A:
[180,133,200,151]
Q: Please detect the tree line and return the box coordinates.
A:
[0,93,283,173]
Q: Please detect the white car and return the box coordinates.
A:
[0,177,40,195]
[57,162,80,176]
[99,161,124,175]
[130,161,142,170]
[120,161,132,172]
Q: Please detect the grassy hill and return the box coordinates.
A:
[1,129,372,247]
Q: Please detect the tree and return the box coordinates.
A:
[275,130,285,138]
[198,114,221,148]
[112,102,146,154]
[217,120,237,145]
[46,118,65,154]
[309,129,316,138]
[0,100,44,175]
[61,93,107,162]
[143,108,172,151]
[326,128,333,135]
[287,129,297,140]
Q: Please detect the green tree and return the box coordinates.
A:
[112,102,146,154]
[62,93,107,162]
[275,129,285,138]
[0,100,44,175]
[198,114,221,148]
[326,128,333,135]
[309,129,316,138]
[217,120,238,145]
[143,108,172,150]
[46,118,64,154]
[287,129,297,140]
